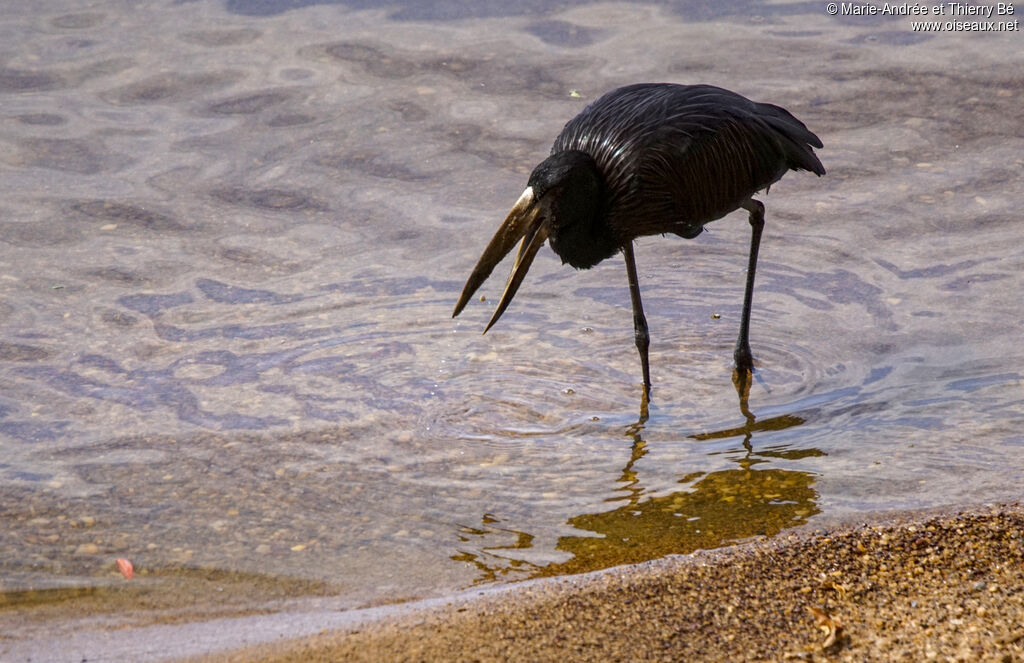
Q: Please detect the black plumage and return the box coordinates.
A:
[453,82,824,401]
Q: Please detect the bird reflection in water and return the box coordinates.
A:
[454,83,825,408]
[453,385,823,584]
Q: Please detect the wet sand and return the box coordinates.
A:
[194,503,1024,662]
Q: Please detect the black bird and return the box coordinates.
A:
[453,83,824,401]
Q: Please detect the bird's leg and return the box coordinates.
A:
[623,242,652,404]
[735,198,765,373]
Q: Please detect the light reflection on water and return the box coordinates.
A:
[454,393,825,584]
[1,0,1023,633]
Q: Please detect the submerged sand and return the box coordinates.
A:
[192,503,1024,663]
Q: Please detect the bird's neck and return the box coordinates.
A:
[547,204,618,270]
[530,150,619,270]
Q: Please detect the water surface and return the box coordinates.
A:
[1,0,1023,656]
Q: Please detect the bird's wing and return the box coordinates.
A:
[552,84,824,238]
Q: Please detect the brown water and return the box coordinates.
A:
[1,0,1023,659]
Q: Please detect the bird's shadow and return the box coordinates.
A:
[631,367,789,452]
[451,369,819,586]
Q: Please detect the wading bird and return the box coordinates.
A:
[453,83,824,402]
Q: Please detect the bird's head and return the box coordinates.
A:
[452,150,606,331]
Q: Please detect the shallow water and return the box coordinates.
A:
[1,0,1023,651]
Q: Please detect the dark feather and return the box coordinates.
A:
[453,82,825,394]
[552,83,824,242]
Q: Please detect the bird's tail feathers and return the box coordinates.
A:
[757,103,826,176]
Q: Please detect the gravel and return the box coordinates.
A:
[199,503,1024,663]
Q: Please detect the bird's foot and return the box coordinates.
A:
[732,365,753,402]
[638,383,651,423]
[733,345,756,374]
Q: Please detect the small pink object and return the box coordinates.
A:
[116,558,134,579]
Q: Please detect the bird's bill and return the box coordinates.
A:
[484,220,548,333]
[452,187,548,332]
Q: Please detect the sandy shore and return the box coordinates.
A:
[193,503,1023,663]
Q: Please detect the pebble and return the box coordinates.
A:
[298,505,1024,663]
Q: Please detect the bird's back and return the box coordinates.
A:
[552,83,825,241]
